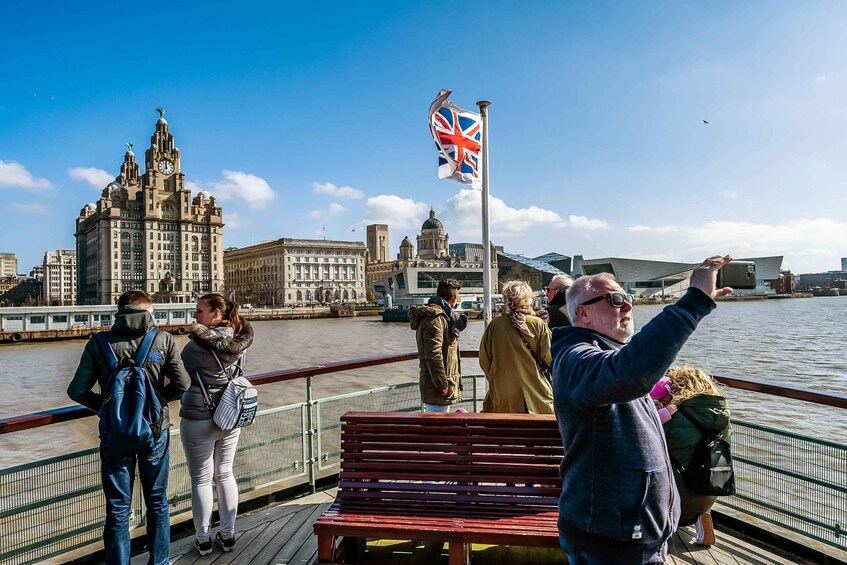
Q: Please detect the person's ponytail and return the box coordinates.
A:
[200,293,243,335]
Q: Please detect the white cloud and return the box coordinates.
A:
[224,212,249,229]
[185,180,204,194]
[308,204,345,219]
[628,224,679,233]
[0,160,51,190]
[567,215,609,230]
[313,181,364,199]
[362,194,429,229]
[69,167,113,189]
[815,75,828,83]
[719,190,739,199]
[209,170,275,209]
[686,218,844,252]
[442,189,568,236]
[619,218,846,272]
[7,203,47,214]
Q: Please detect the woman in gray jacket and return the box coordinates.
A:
[180,294,253,555]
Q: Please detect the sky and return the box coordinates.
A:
[2,1,847,274]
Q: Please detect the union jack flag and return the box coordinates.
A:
[429,89,482,189]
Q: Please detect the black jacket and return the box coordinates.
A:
[545,290,571,329]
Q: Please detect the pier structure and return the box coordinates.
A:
[0,352,844,564]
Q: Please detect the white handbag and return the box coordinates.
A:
[195,351,258,430]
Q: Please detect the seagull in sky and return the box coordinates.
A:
[703,120,709,124]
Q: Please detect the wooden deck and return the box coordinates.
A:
[127,488,813,565]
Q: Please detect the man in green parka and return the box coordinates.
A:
[409,279,468,412]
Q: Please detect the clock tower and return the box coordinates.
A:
[75,109,225,304]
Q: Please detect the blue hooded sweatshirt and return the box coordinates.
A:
[550,287,715,552]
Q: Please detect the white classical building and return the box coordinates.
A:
[224,238,368,306]
[42,250,77,305]
[75,110,224,304]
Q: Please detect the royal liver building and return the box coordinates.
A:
[75,110,224,305]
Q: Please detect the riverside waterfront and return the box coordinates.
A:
[2,296,846,466]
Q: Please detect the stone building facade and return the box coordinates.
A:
[366,224,389,264]
[368,209,498,299]
[75,111,224,304]
[224,238,367,306]
[0,253,18,277]
[42,250,77,305]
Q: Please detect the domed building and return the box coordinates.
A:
[365,209,498,302]
[75,110,224,304]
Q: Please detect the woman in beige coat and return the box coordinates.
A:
[480,280,554,414]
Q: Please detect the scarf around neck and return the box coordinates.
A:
[427,295,468,337]
[509,305,535,338]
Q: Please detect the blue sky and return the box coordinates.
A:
[2,1,847,273]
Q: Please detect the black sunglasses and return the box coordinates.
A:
[580,292,634,308]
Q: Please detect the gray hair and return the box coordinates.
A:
[548,274,574,293]
[565,273,619,324]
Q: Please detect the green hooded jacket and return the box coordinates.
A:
[67,306,191,437]
[663,393,732,526]
[409,303,462,406]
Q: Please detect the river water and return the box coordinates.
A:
[2,296,846,466]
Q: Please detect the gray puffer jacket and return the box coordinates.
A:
[179,320,254,420]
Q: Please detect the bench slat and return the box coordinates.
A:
[341,442,563,456]
[341,452,562,465]
[337,480,561,496]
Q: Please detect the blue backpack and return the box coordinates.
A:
[95,329,163,453]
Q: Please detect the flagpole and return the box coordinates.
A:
[476,100,492,326]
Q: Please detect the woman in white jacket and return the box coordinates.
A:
[180,294,253,555]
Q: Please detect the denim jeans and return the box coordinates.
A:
[100,429,171,565]
[560,535,667,564]
[423,403,451,413]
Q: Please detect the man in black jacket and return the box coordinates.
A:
[551,256,732,564]
[68,290,190,565]
[545,274,573,329]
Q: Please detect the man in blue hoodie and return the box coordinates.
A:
[550,255,733,564]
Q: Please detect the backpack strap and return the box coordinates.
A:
[508,319,550,375]
[134,329,159,367]
[94,331,120,370]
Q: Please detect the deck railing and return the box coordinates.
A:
[0,351,844,564]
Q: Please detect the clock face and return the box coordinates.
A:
[158,159,175,174]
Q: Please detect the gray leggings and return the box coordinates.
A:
[180,418,241,541]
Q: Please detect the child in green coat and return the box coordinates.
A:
[659,366,732,548]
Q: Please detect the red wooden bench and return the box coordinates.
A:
[313,411,563,564]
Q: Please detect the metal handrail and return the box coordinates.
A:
[1,348,845,435]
